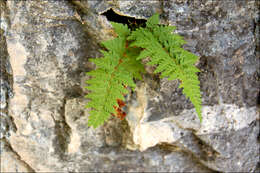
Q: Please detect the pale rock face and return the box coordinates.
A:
[1,140,34,172]
[126,82,258,151]
[0,0,259,172]
[7,41,27,76]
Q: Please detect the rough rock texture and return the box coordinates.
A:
[1,139,34,172]
[0,0,259,172]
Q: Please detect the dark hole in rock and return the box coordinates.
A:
[102,9,146,30]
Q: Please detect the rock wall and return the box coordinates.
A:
[0,0,259,172]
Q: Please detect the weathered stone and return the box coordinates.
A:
[1,0,259,172]
[198,121,259,172]
[0,84,7,109]
[125,0,259,172]
[0,111,16,139]
[72,0,161,18]
[126,79,259,171]
[0,139,35,172]
[163,0,259,107]
[0,0,16,142]
[3,0,102,171]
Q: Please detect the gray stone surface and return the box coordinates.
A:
[0,0,259,172]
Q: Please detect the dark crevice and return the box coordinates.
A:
[64,85,84,99]
[255,161,260,172]
[102,9,146,30]
[0,111,17,138]
[158,143,220,173]
[52,98,71,160]
[157,130,223,173]
[257,91,260,110]
[253,0,259,58]
[253,0,259,112]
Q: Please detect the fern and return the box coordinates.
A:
[86,14,202,128]
[85,22,144,128]
[128,14,202,121]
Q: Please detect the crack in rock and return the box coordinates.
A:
[52,98,72,159]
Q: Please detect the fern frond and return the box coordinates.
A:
[128,14,202,121]
[86,53,130,128]
[86,14,202,128]
[86,23,144,128]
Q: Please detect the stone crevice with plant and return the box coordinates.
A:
[85,14,202,128]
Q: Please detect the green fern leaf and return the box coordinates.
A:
[146,13,160,28]
[128,14,202,122]
[110,22,131,37]
[86,23,144,128]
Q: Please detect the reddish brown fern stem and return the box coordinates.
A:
[105,40,129,120]
[111,41,130,120]
[112,41,129,120]
[112,99,126,120]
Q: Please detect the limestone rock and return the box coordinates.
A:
[0,0,15,141]
[0,0,259,172]
[125,0,260,172]
[0,140,35,172]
